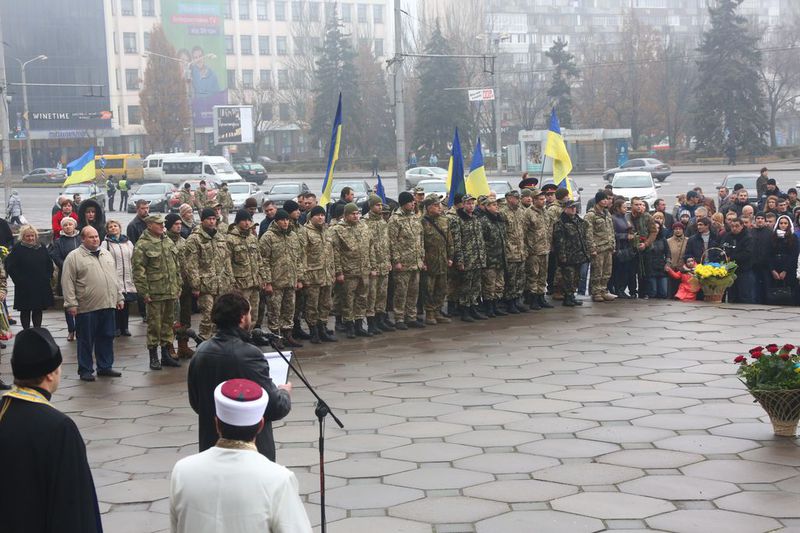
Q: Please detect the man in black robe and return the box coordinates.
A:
[0,327,103,533]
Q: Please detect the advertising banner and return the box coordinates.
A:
[213,105,254,145]
[161,0,228,127]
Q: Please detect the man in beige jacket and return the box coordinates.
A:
[61,226,124,382]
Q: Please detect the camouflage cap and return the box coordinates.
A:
[480,196,498,206]
[505,190,520,198]
[367,194,383,207]
[423,193,442,207]
[564,200,579,209]
[462,194,475,202]
[144,214,165,225]
[477,195,488,205]
[413,186,425,194]
[520,189,534,198]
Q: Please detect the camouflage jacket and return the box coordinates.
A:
[546,199,567,227]
[299,221,335,285]
[500,204,526,262]
[227,225,263,289]
[132,229,180,300]
[217,189,234,211]
[523,204,552,255]
[387,208,424,270]
[584,207,615,253]
[183,227,232,294]
[259,223,302,288]
[421,213,454,274]
[481,211,507,269]
[178,189,193,208]
[451,208,486,270]
[364,211,392,275]
[195,188,212,209]
[330,219,375,276]
[553,212,591,266]
[166,231,189,283]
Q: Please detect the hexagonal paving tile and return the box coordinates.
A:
[545,389,629,402]
[476,510,604,533]
[98,479,170,504]
[599,449,704,469]
[646,510,780,533]
[309,484,423,510]
[619,475,738,500]
[385,466,494,490]
[740,445,800,466]
[446,429,541,447]
[389,496,508,524]
[464,479,578,503]
[83,404,169,420]
[715,491,800,518]
[552,492,675,519]
[506,416,598,434]
[100,510,167,533]
[682,459,797,483]
[381,442,481,462]
[655,435,759,454]
[534,462,643,485]
[495,398,581,414]
[326,434,411,453]
[518,438,619,458]
[438,408,529,426]
[455,452,560,474]
[612,395,700,410]
[327,516,431,533]
[562,406,650,421]
[379,421,469,438]
[577,425,675,444]
[634,414,728,430]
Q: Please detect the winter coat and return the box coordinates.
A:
[451,208,486,270]
[183,227,232,294]
[329,219,374,277]
[667,234,688,269]
[6,193,21,218]
[388,208,424,271]
[500,204,526,262]
[51,211,79,238]
[667,267,699,301]
[363,212,391,276]
[770,234,798,280]
[751,226,773,269]
[553,212,590,266]
[126,215,148,244]
[5,243,54,311]
[421,213,454,275]
[720,229,753,271]
[100,235,136,295]
[647,233,671,278]
[480,210,507,269]
[132,230,180,301]
[49,232,81,289]
[684,232,721,263]
[613,213,634,258]
[299,221,335,286]
[226,225,263,290]
[77,199,106,241]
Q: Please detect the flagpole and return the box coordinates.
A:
[539,154,547,183]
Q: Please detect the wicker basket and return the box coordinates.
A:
[749,389,800,437]
[704,293,723,303]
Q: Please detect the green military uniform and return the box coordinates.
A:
[553,207,591,301]
[227,224,263,322]
[523,193,552,299]
[178,188,193,209]
[329,212,374,325]
[546,198,567,294]
[584,204,616,299]
[183,225,232,339]
[364,208,391,321]
[445,205,460,306]
[387,206,425,325]
[421,197,454,323]
[217,187,234,223]
[450,203,486,308]
[132,219,181,352]
[260,222,302,335]
[299,219,335,333]
[166,228,194,356]
[500,193,526,303]
[194,187,211,211]
[480,204,507,303]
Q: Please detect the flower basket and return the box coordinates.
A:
[696,248,737,301]
[748,389,800,437]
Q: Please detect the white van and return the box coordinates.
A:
[145,154,243,185]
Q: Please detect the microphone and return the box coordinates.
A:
[185,328,204,345]
[251,328,282,345]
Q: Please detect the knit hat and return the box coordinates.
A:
[283,200,300,213]
[367,194,383,208]
[595,191,607,204]
[505,190,520,198]
[343,202,359,216]
[164,213,181,231]
[200,207,217,220]
[398,191,414,206]
[244,197,258,210]
[11,328,62,380]
[274,209,290,221]
[310,206,326,217]
[183,182,191,189]
[234,209,252,224]
[672,222,685,230]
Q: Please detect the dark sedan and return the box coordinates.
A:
[233,161,268,184]
[603,158,672,182]
[264,182,310,208]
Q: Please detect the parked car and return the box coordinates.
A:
[405,166,448,188]
[331,180,372,205]
[488,180,513,195]
[228,181,264,210]
[168,179,221,211]
[413,179,448,199]
[127,182,176,213]
[610,171,661,210]
[56,183,106,210]
[603,158,672,182]
[720,173,759,204]
[233,161,268,184]
[23,167,66,183]
[264,182,310,208]
[540,177,584,213]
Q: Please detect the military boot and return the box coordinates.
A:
[345,321,356,339]
[445,301,457,317]
[440,303,452,318]
[394,319,408,330]
[161,345,181,367]
[355,319,373,337]
[460,307,475,322]
[538,294,554,309]
[516,297,530,312]
[383,313,397,329]
[563,294,576,307]
[377,312,395,332]
[177,338,195,359]
[470,305,488,320]
[293,319,312,340]
[318,322,338,342]
[310,324,322,344]
[282,329,304,348]
[484,301,497,318]
[148,347,162,370]
[425,312,438,326]
[407,317,425,328]
[335,316,345,332]
[367,316,382,335]
[529,294,542,311]
[493,300,508,316]
[505,299,520,314]
[573,294,584,306]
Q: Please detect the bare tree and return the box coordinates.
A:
[657,32,697,150]
[228,79,279,160]
[758,24,800,148]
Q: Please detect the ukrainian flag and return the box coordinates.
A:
[446,128,465,207]
[466,137,490,198]
[319,93,342,208]
[544,108,574,197]
[64,147,96,186]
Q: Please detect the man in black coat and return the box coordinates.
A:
[188,292,292,462]
[721,217,755,303]
[750,212,773,303]
[683,217,721,264]
[0,328,102,533]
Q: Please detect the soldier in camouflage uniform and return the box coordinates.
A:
[226,209,263,323]
[546,187,570,297]
[444,194,464,316]
[584,191,617,302]
[480,197,507,318]
[216,183,234,223]
[552,201,591,307]
[363,195,393,334]
[421,193,453,324]
[164,213,195,358]
[299,206,337,344]
[520,188,534,208]
[194,180,212,211]
[178,182,193,209]
[183,208,232,340]
[450,194,487,322]
[330,203,375,338]
[260,209,303,347]
[500,190,529,313]
[388,192,425,330]
[522,187,554,310]
[132,215,182,370]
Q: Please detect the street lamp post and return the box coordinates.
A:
[14,55,47,173]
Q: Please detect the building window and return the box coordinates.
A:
[276,36,288,55]
[291,1,302,20]
[296,101,306,121]
[242,69,254,88]
[279,103,290,121]
[141,0,155,16]
[225,35,235,55]
[128,105,142,125]
[258,35,270,55]
[256,0,269,20]
[115,68,121,91]
[113,31,118,54]
[143,31,151,51]
[277,69,288,89]
[227,69,237,88]
[341,3,351,22]
[294,36,304,54]
[275,1,286,21]
[261,103,273,120]
[125,69,140,90]
[121,0,135,15]
[373,4,383,24]
[239,0,250,19]
[374,38,383,56]
[310,36,321,51]
[223,0,232,18]
[260,69,272,87]
[309,1,319,21]
[357,3,366,23]
[123,32,137,54]
[240,35,252,55]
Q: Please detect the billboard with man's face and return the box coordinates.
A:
[161,0,228,127]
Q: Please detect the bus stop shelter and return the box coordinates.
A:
[512,128,632,173]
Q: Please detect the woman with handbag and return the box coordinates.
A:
[101,220,136,336]
[48,217,81,340]
[768,215,798,305]
[611,199,637,298]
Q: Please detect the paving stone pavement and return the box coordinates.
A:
[3,298,800,532]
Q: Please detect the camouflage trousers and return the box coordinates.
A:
[590,250,613,296]
[367,274,389,317]
[146,299,176,348]
[256,288,269,328]
[503,261,525,299]
[456,268,482,307]
[198,293,218,339]
[526,253,549,295]
[393,270,420,323]
[237,286,261,324]
[268,286,296,332]
[340,275,368,322]
[304,284,332,327]
[560,264,581,295]
[447,267,459,301]
[332,280,345,317]
[481,268,505,301]
[424,272,448,314]
[176,282,193,334]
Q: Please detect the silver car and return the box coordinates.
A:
[404,166,448,188]
[228,181,264,210]
[264,182,309,208]
[603,158,672,182]
[127,182,175,213]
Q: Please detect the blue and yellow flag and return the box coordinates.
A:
[64,147,96,186]
[319,93,342,208]
[446,128,465,207]
[466,137,491,198]
[375,173,386,203]
[544,108,573,197]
